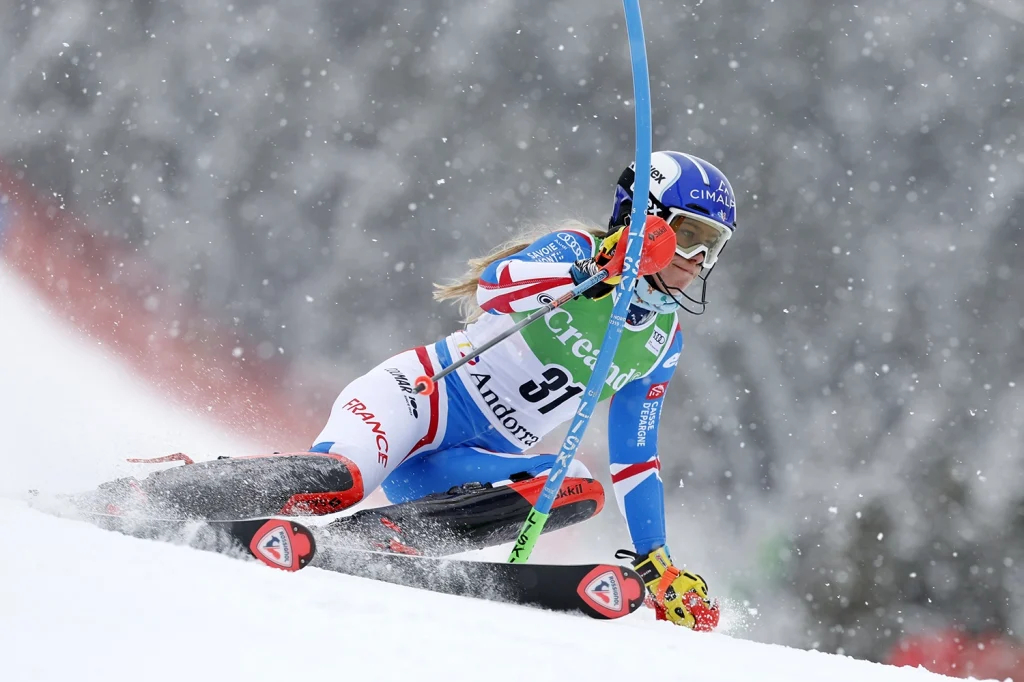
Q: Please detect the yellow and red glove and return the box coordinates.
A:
[570,226,627,300]
[618,546,720,631]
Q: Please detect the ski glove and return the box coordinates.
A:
[616,546,720,631]
[569,225,628,300]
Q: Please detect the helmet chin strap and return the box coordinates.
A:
[647,268,712,316]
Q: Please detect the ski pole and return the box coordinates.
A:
[412,271,607,396]
[413,220,673,397]
[507,0,653,564]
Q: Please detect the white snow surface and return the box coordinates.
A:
[0,264,969,682]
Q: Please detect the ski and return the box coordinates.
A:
[313,544,646,619]
[35,501,317,572]
[29,489,642,619]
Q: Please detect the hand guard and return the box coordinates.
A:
[569,217,677,301]
[616,546,720,631]
[569,226,627,300]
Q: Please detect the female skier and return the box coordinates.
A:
[85,150,737,631]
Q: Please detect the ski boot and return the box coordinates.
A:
[320,473,605,556]
[71,452,364,520]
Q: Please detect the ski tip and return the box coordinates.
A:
[576,565,646,619]
[248,519,316,572]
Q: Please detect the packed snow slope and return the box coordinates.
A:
[0,264,970,682]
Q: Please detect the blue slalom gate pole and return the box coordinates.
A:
[508,0,653,563]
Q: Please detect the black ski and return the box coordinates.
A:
[30,482,643,618]
[313,544,646,619]
[36,498,641,618]
[41,504,316,572]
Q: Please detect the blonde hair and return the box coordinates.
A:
[433,219,605,323]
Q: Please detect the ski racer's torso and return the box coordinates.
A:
[437,228,680,452]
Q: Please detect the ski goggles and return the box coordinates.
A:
[664,208,732,268]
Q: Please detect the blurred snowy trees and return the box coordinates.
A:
[1,0,1022,659]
